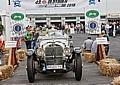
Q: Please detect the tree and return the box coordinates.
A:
[0,24,4,32]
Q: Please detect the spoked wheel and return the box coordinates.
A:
[27,56,35,83]
[74,53,82,81]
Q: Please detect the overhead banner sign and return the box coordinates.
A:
[85,0,101,34]
[35,0,76,7]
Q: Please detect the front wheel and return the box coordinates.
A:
[74,53,82,81]
[27,56,35,83]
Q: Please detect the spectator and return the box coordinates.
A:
[64,23,69,34]
[0,31,4,49]
[70,23,75,34]
[101,31,110,56]
[83,37,93,52]
[113,22,116,37]
[80,23,84,33]
[91,35,99,61]
[76,23,81,34]
[109,22,114,36]
[105,23,111,36]
[24,27,33,49]
[0,31,4,65]
[101,23,105,32]
[91,39,97,55]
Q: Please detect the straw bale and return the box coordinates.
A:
[16,49,26,61]
[83,52,95,63]
[99,59,120,76]
[0,65,13,80]
[111,76,120,85]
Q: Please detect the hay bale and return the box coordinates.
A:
[16,49,26,61]
[99,59,120,76]
[111,76,120,85]
[83,52,95,63]
[0,65,13,80]
[100,59,118,65]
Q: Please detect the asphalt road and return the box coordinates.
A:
[1,33,120,85]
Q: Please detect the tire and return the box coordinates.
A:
[27,56,35,83]
[74,53,82,81]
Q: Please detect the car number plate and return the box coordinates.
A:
[47,65,63,69]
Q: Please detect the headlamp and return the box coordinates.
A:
[36,48,44,56]
[64,47,70,56]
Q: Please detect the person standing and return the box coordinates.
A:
[76,23,80,34]
[0,31,4,65]
[70,23,75,34]
[91,35,100,61]
[24,27,33,49]
[105,23,111,36]
[83,37,93,52]
[101,31,110,56]
[113,22,116,37]
[80,23,84,33]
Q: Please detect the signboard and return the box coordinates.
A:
[85,1,101,34]
[85,9,101,34]
[88,21,98,29]
[89,0,96,5]
[5,41,17,48]
[86,10,99,18]
[13,0,21,7]
[9,10,27,37]
[13,23,23,33]
[11,13,24,21]
[96,37,109,44]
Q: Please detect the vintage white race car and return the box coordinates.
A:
[26,30,82,83]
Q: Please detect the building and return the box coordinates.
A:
[0,0,120,27]
[23,0,120,27]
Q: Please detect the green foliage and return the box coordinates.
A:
[0,24,4,32]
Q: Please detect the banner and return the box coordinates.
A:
[10,10,27,38]
[35,0,76,7]
[9,0,28,38]
[85,0,101,34]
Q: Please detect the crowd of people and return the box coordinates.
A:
[35,23,85,34]
[22,23,84,49]
[1,21,119,65]
[23,22,115,52]
[101,21,120,37]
